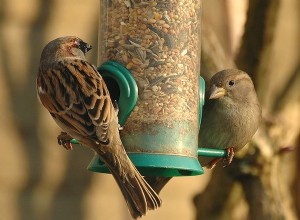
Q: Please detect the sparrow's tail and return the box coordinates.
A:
[100,149,162,219]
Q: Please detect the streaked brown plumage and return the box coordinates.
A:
[36,36,161,218]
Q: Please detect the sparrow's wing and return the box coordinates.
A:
[37,59,113,143]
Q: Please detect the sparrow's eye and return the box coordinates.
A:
[228,80,235,86]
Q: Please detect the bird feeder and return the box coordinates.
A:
[73,1,226,177]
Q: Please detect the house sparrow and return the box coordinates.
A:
[145,69,261,193]
[36,36,161,218]
[198,69,261,168]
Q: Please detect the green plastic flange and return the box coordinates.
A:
[199,76,205,128]
[98,61,138,126]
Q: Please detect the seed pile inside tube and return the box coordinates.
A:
[99,0,201,132]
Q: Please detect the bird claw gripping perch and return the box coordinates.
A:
[223,147,235,167]
[204,147,235,169]
[57,132,74,150]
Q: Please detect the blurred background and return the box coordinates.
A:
[0,0,299,219]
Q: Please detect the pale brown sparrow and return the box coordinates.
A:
[198,69,261,168]
[145,69,261,193]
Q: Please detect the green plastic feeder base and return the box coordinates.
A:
[87,153,204,177]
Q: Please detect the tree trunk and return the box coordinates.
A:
[194,0,300,219]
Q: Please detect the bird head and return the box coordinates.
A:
[40,36,92,62]
[207,69,256,103]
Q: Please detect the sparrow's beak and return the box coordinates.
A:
[209,84,226,99]
[79,41,92,54]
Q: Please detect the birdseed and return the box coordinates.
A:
[98,0,201,132]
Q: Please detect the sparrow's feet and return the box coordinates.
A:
[57,132,73,150]
[222,147,235,167]
[206,147,235,169]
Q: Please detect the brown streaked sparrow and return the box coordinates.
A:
[36,36,161,219]
[198,69,261,168]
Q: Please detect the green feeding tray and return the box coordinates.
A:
[86,149,227,177]
[87,153,203,177]
[72,61,227,177]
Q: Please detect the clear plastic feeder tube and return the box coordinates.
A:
[98,0,201,157]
